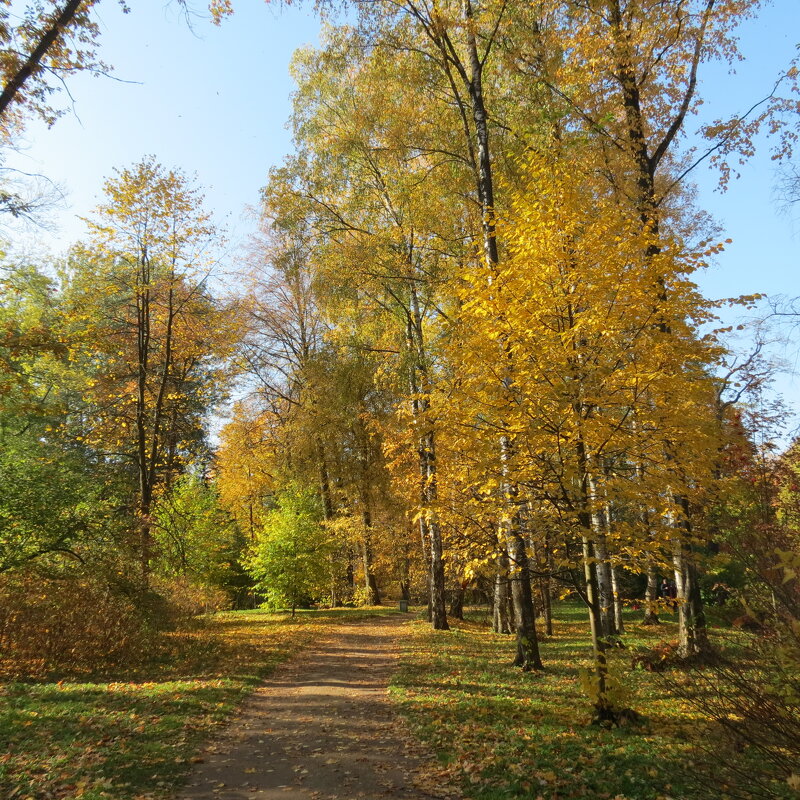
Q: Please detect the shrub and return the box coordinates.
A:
[244,485,334,615]
[0,570,156,677]
[150,575,231,621]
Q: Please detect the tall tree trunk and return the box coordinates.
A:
[636,450,660,626]
[576,438,619,718]
[587,474,615,636]
[582,533,612,719]
[542,531,554,636]
[500,437,543,669]
[493,548,513,634]
[426,509,448,629]
[463,0,499,271]
[408,284,448,631]
[362,536,380,605]
[359,455,380,605]
[400,534,412,603]
[593,534,616,637]
[642,564,660,625]
[449,580,466,620]
[135,271,153,588]
[670,494,711,658]
[418,516,433,622]
[507,524,543,670]
[611,564,625,635]
[672,538,710,658]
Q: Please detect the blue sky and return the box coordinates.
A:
[3,0,799,423]
[4,1,322,249]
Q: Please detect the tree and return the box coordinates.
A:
[0,258,98,571]
[444,149,723,714]
[152,473,246,600]
[216,400,278,541]
[245,484,334,615]
[0,2,108,218]
[228,204,416,606]
[62,157,236,584]
[499,0,778,659]
[341,0,545,656]
[266,27,483,629]
[0,1,109,130]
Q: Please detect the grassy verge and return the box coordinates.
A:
[391,603,756,800]
[0,606,397,800]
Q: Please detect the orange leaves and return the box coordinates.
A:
[61,158,236,502]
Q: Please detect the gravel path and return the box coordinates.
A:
[176,615,455,800]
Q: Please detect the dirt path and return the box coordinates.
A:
[176,615,455,800]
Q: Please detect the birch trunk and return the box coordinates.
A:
[575,437,620,717]
[493,549,513,634]
[672,539,710,658]
[593,534,616,637]
[587,474,615,637]
[407,285,448,630]
[611,564,625,635]
[582,534,612,719]
[642,564,660,625]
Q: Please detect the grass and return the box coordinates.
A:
[0,606,398,800]
[390,602,762,800]
[1,601,779,800]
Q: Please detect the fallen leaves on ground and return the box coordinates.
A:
[0,608,388,800]
[390,603,758,800]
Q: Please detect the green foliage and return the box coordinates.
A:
[0,261,61,401]
[0,433,102,572]
[0,258,121,572]
[244,485,334,612]
[152,474,247,600]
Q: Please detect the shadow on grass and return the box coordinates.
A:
[391,602,740,800]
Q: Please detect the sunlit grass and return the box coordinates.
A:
[390,603,758,800]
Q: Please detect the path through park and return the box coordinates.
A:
[177,615,456,800]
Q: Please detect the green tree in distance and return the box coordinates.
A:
[245,485,333,616]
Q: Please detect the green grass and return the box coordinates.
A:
[2,601,775,800]
[0,606,399,800]
[390,603,758,800]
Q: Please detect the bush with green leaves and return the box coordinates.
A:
[0,430,123,574]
